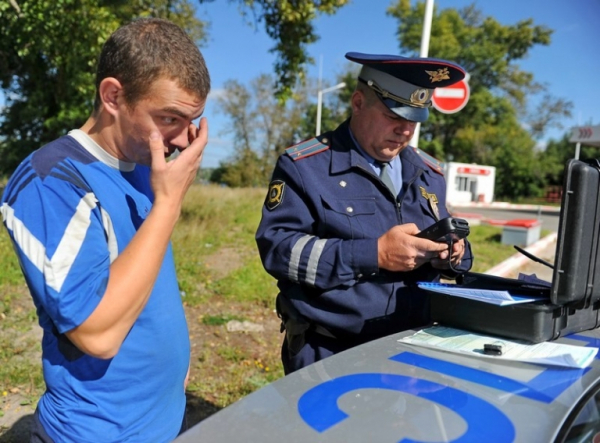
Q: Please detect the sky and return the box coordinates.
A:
[1,1,597,168]
[196,0,600,168]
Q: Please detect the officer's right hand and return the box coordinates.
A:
[377,223,449,272]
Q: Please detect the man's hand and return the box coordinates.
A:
[430,238,466,270]
[378,223,449,272]
[66,119,209,359]
[149,118,208,212]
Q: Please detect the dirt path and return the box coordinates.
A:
[0,392,35,443]
[0,299,283,442]
[1,238,559,441]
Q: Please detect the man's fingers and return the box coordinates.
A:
[415,238,449,252]
[187,123,198,146]
[148,132,166,168]
[452,239,464,253]
[180,117,208,162]
[396,223,419,235]
[192,117,208,149]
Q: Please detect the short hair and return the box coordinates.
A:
[355,81,379,107]
[93,18,211,111]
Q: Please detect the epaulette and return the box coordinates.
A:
[412,147,445,175]
[285,137,330,161]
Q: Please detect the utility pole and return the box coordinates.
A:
[316,82,346,136]
[409,0,434,148]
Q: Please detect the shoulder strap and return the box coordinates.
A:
[285,137,330,161]
[411,147,445,175]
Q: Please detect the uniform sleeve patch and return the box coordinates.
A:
[266,180,285,210]
[285,137,330,161]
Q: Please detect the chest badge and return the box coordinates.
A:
[266,180,286,210]
[420,186,440,221]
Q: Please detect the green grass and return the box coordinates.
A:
[0,228,45,400]
[172,185,268,306]
[209,256,277,307]
[0,291,44,402]
[0,332,43,398]
[468,224,516,272]
[0,230,26,287]
[468,224,552,272]
[0,183,553,413]
[201,314,245,326]
[216,345,248,363]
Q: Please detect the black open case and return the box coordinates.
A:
[429,158,600,343]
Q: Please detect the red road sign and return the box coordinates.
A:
[432,78,470,114]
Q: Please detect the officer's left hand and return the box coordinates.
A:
[430,239,465,270]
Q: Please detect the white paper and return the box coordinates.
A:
[417,282,545,306]
[398,326,598,369]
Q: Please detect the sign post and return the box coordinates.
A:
[569,125,600,145]
[569,125,600,159]
[432,78,470,114]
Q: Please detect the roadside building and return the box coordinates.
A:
[444,161,496,205]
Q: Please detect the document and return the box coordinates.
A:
[398,326,598,369]
[417,282,545,306]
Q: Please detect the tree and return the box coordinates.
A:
[538,132,600,189]
[298,68,356,137]
[537,134,573,188]
[387,0,573,199]
[211,74,312,187]
[0,0,207,174]
[1,0,352,175]
[199,0,350,101]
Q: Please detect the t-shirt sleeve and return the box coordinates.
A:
[3,174,111,333]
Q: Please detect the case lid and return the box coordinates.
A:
[550,159,600,307]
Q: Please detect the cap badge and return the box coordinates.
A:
[426,67,450,83]
[410,88,431,105]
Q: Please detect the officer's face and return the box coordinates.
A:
[350,89,417,162]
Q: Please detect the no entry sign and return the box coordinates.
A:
[432,78,470,114]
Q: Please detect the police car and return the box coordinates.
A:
[175,327,600,443]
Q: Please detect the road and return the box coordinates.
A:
[451,206,560,232]
[449,205,560,280]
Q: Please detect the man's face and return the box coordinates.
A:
[115,78,206,165]
[350,89,418,162]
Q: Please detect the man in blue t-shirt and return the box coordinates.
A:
[0,18,210,442]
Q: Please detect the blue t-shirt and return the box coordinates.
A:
[0,130,190,442]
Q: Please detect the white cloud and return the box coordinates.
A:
[207,137,232,147]
[535,140,548,151]
[207,88,228,101]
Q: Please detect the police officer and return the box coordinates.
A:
[256,52,473,374]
